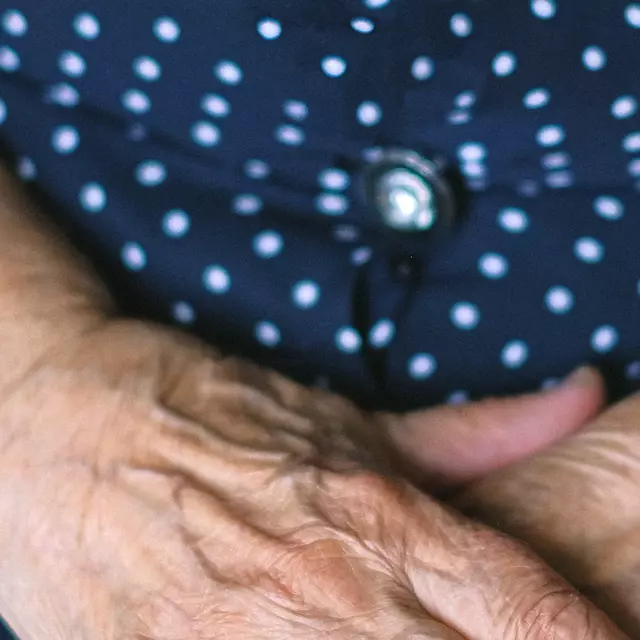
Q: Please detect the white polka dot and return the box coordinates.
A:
[369,319,396,348]
[492,51,517,76]
[162,209,191,238]
[16,156,36,180]
[536,125,566,147]
[626,155,640,176]
[73,13,100,39]
[255,321,281,347]
[172,301,195,325]
[591,325,619,353]
[351,17,375,33]
[79,182,106,212]
[479,252,509,279]
[1,9,27,36]
[628,158,640,177]
[153,17,180,42]
[0,98,5,126]
[283,99,308,121]
[135,160,166,187]
[315,193,349,215]
[447,390,470,405]
[411,56,434,81]
[545,170,574,189]
[203,266,231,294]
[45,83,79,107]
[498,207,529,233]
[336,327,362,353]
[244,159,270,179]
[292,280,320,309]
[450,302,481,330]
[450,13,473,37]
[611,96,638,119]
[0,46,19,71]
[408,354,437,380]
[318,168,350,191]
[321,56,347,77]
[351,246,372,265]
[201,94,230,118]
[457,142,487,162]
[121,89,151,114]
[531,0,556,19]
[523,88,550,108]
[541,151,571,169]
[133,56,161,82]
[574,237,604,263]
[214,60,243,85]
[257,18,281,40]
[364,0,390,7]
[623,132,640,153]
[545,286,574,314]
[454,91,476,108]
[253,230,283,258]
[582,46,607,71]
[501,340,529,369]
[461,162,486,178]
[58,51,86,77]
[625,3,640,28]
[191,121,221,147]
[275,124,305,146]
[51,125,79,154]
[625,361,640,380]
[121,242,147,271]
[232,194,263,215]
[594,195,624,220]
[356,101,382,126]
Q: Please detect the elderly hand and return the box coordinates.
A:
[0,319,624,640]
[450,375,640,636]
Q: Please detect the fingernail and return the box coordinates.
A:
[562,365,599,388]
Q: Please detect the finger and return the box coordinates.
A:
[316,473,629,639]
[450,393,640,602]
[385,366,606,488]
[408,505,630,640]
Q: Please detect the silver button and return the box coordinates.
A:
[362,148,455,233]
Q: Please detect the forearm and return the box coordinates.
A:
[0,164,114,391]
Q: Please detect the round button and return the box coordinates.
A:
[362,148,456,233]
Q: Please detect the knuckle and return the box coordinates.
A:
[318,470,413,535]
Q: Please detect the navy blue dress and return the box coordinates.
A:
[0,1,639,634]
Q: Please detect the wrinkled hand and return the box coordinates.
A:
[0,319,624,639]
[451,378,640,636]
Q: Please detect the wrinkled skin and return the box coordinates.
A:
[453,385,640,637]
[0,319,626,640]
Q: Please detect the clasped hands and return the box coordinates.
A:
[0,316,637,639]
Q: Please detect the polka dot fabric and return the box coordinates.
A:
[0,0,639,414]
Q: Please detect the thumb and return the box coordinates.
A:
[385,366,606,489]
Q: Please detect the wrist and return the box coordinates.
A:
[0,164,115,393]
